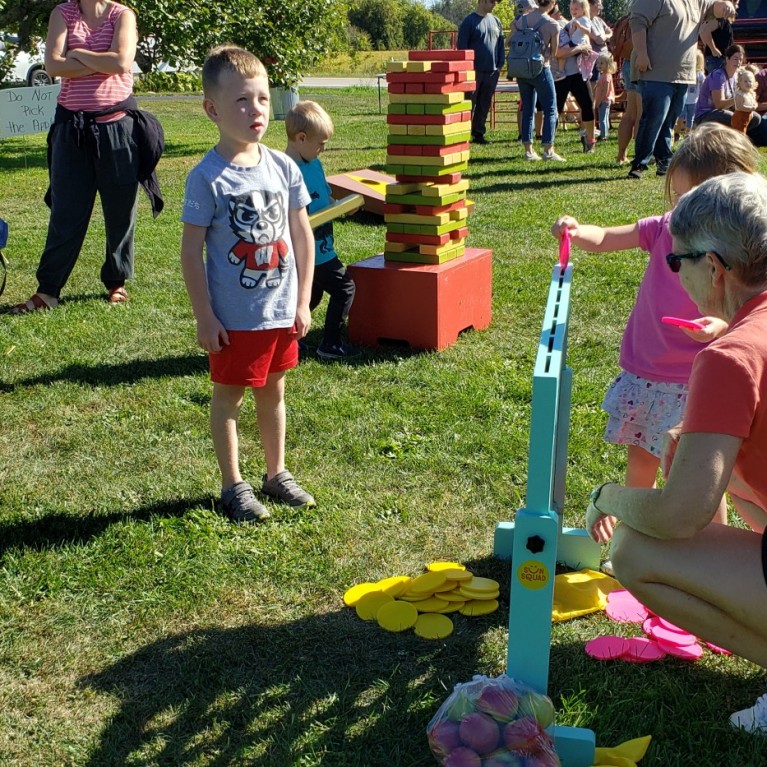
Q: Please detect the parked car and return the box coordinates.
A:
[0,33,54,86]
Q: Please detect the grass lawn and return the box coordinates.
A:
[1,89,766,767]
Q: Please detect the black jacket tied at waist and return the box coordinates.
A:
[45,96,165,217]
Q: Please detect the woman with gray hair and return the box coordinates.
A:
[586,171,767,735]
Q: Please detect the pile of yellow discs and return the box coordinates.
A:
[343,561,500,640]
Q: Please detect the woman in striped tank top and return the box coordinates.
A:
[12,0,141,313]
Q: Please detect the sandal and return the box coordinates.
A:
[9,293,56,315]
[107,286,128,304]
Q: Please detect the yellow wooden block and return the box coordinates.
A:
[382,241,409,253]
[387,182,424,195]
[465,71,476,81]
[389,91,465,105]
[424,121,471,136]
[458,150,470,163]
[449,207,469,221]
[420,179,470,196]
[418,237,467,256]
[406,124,426,135]
[387,61,407,73]
[385,212,451,225]
[388,124,408,135]
[405,61,432,72]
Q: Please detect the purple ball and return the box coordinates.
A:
[444,746,482,767]
[459,712,501,754]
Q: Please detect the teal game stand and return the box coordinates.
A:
[494,263,600,767]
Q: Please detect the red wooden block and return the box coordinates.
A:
[388,83,405,94]
[386,72,457,84]
[409,49,474,61]
[387,113,463,125]
[432,60,475,72]
[451,226,469,240]
[417,141,470,156]
[405,83,425,94]
[382,203,407,214]
[414,200,468,214]
[396,172,464,185]
[423,82,476,94]
[348,248,492,350]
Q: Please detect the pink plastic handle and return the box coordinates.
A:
[559,228,571,270]
[661,316,705,330]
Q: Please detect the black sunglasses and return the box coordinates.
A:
[665,250,731,273]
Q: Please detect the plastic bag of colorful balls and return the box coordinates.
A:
[427,674,560,767]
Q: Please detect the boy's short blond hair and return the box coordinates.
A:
[202,45,268,96]
[285,101,334,140]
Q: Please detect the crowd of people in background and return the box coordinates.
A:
[457,0,767,170]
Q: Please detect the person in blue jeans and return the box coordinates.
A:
[627,0,736,180]
[458,0,506,144]
[514,0,564,161]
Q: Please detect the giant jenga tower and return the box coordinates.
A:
[383,49,475,265]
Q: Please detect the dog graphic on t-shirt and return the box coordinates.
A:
[227,190,289,289]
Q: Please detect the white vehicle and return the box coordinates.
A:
[0,33,54,86]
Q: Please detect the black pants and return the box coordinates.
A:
[37,115,140,298]
[555,73,595,122]
[471,69,501,139]
[310,257,356,347]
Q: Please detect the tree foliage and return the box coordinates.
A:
[0,0,345,87]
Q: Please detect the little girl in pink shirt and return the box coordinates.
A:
[551,123,757,496]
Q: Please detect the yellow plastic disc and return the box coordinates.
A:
[376,575,412,597]
[355,591,394,621]
[435,600,465,613]
[457,587,500,601]
[414,613,454,639]
[406,571,447,595]
[439,590,469,602]
[440,568,473,582]
[460,599,499,616]
[411,597,450,613]
[433,580,459,592]
[343,582,380,607]
[377,600,419,632]
[427,561,465,572]
[462,576,500,593]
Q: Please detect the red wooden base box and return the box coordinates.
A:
[347,247,492,351]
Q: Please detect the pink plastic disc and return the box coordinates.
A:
[645,621,698,646]
[606,596,649,624]
[585,635,630,660]
[656,638,704,660]
[655,616,689,634]
[704,641,733,656]
[623,637,667,662]
[559,229,571,270]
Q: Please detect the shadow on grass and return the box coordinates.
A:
[0,353,209,392]
[80,555,509,767]
[0,496,210,557]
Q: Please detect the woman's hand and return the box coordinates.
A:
[681,316,729,342]
[586,500,616,543]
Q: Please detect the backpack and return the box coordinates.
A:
[609,14,633,61]
[506,16,546,80]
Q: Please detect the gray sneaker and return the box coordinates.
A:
[221,481,270,524]
[261,470,316,508]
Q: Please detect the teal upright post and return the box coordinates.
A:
[493,264,599,767]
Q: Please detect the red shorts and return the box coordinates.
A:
[209,328,298,387]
